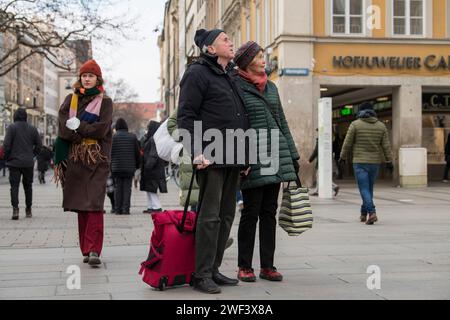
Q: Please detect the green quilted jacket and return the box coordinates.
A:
[238,78,300,190]
[340,117,393,164]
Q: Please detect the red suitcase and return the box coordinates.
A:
[139,169,200,291]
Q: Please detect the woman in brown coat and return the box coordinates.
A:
[56,60,113,267]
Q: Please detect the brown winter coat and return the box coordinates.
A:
[58,93,113,213]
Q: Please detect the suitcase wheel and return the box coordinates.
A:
[158,277,168,291]
[189,274,195,287]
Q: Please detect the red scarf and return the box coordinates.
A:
[239,69,268,93]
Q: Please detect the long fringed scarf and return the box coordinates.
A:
[54,88,106,186]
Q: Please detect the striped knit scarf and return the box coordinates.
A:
[54,92,106,186]
[69,93,107,165]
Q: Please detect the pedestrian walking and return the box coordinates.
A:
[110,118,141,215]
[3,108,42,220]
[339,102,393,225]
[234,41,300,283]
[443,133,450,183]
[56,59,113,266]
[308,136,340,196]
[140,121,167,214]
[0,142,6,177]
[106,175,115,213]
[37,145,53,184]
[333,133,343,179]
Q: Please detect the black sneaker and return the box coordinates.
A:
[12,208,19,221]
[193,278,221,294]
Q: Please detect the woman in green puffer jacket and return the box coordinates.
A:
[234,41,300,283]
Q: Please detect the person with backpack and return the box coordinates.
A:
[110,118,141,215]
[3,108,42,220]
[339,102,393,225]
[140,121,167,214]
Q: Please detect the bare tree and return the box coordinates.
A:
[109,78,139,103]
[0,0,135,77]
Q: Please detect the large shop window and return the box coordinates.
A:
[393,0,424,36]
[332,0,364,35]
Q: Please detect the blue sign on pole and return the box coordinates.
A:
[279,68,310,77]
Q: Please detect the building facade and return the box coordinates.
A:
[0,31,91,145]
[159,0,450,185]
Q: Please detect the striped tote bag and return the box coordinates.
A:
[278,176,313,236]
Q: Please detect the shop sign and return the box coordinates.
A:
[333,55,450,71]
[279,68,309,77]
[423,94,450,110]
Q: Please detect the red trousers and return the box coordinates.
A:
[77,211,104,256]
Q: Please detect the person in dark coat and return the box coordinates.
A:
[56,59,113,267]
[3,108,42,220]
[0,142,6,176]
[443,133,450,182]
[140,120,167,213]
[110,118,141,215]
[234,41,300,283]
[37,145,53,184]
[177,29,250,294]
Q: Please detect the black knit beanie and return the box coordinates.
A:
[194,29,224,52]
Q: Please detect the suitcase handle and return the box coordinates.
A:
[178,166,201,233]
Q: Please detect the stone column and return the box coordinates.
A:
[392,84,425,187]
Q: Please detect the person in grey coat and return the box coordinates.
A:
[3,108,42,220]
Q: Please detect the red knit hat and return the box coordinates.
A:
[79,59,102,78]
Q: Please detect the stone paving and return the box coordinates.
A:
[0,171,450,300]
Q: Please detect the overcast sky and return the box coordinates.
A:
[93,0,166,103]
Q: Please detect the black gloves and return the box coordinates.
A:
[338,158,346,166]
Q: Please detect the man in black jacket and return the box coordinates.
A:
[178,29,249,294]
[110,118,141,215]
[3,108,42,220]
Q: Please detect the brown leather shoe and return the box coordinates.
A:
[366,214,378,225]
[26,207,32,218]
[360,215,367,223]
[12,208,19,220]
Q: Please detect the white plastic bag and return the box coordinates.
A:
[153,119,183,162]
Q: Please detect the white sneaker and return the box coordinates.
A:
[443,180,449,183]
